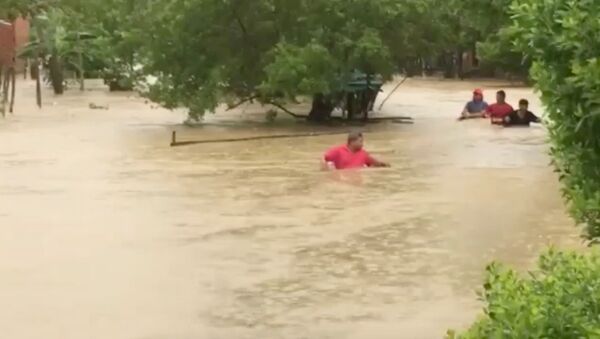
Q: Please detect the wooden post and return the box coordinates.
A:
[171,131,176,146]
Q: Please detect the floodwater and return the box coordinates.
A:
[0,79,581,339]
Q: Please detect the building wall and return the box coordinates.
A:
[0,20,14,68]
[0,17,29,72]
[14,18,29,71]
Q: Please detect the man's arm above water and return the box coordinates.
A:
[321,158,336,171]
[367,154,390,168]
[503,111,517,126]
[321,148,338,170]
[529,111,542,123]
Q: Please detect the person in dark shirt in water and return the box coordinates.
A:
[504,99,541,127]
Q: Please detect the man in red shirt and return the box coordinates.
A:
[322,132,390,170]
[486,90,514,125]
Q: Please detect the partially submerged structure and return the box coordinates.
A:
[308,71,384,122]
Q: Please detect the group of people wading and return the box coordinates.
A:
[322,88,542,171]
[458,88,541,126]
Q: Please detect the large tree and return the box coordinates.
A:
[141,0,433,120]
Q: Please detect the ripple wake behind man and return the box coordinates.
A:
[321,132,390,170]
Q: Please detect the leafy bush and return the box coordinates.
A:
[448,249,600,338]
[509,0,600,239]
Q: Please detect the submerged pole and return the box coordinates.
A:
[171,131,177,146]
[170,130,359,147]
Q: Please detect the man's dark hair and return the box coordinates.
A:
[497,90,506,98]
[347,131,363,143]
[519,99,529,106]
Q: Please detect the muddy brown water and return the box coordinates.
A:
[0,79,581,339]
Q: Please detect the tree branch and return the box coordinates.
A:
[226,94,259,111]
[268,101,303,118]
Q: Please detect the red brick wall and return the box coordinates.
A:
[14,18,29,71]
[0,20,15,68]
[0,18,29,71]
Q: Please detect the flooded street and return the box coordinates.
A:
[0,79,580,339]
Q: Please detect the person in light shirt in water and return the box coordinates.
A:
[322,132,390,170]
[458,88,488,120]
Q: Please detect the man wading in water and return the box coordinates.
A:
[503,99,541,127]
[486,90,514,125]
[322,132,390,170]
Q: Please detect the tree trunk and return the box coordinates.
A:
[362,74,372,121]
[367,88,378,112]
[1,68,9,117]
[107,79,135,91]
[346,93,358,120]
[9,67,16,113]
[402,58,420,77]
[35,24,44,106]
[443,53,454,79]
[456,48,464,79]
[308,94,334,122]
[77,34,84,91]
[30,59,39,80]
[36,60,42,108]
[49,54,64,95]
[471,44,478,68]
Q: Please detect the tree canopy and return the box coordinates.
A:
[142,0,439,119]
[5,0,528,113]
[138,0,530,119]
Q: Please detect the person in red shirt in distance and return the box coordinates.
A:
[322,132,390,170]
[486,90,514,125]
